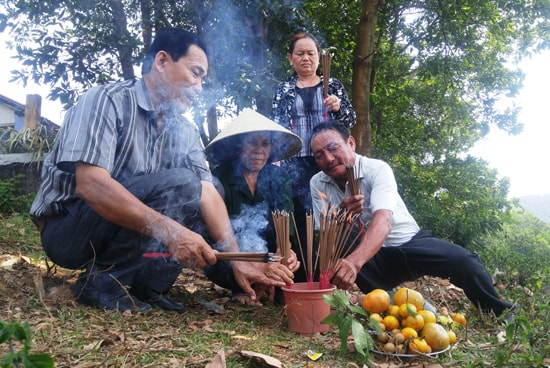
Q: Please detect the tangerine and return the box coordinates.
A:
[362,289,391,314]
[408,337,430,354]
[447,330,457,344]
[400,327,418,340]
[452,312,467,327]
[383,315,400,331]
[387,304,400,319]
[401,314,425,331]
[398,303,417,318]
[369,313,383,323]
[419,309,437,324]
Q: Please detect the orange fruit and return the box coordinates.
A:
[362,289,391,314]
[382,315,400,331]
[400,327,418,340]
[447,330,457,344]
[419,309,437,324]
[408,337,430,354]
[401,314,425,331]
[387,304,400,319]
[452,312,467,327]
[393,288,425,310]
[398,303,417,318]
[369,313,383,323]
[421,322,450,352]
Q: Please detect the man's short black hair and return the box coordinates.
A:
[141,27,208,75]
[310,120,351,148]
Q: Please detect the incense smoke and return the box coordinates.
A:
[230,202,269,253]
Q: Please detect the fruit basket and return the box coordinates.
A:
[362,287,465,357]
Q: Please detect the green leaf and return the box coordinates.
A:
[321,313,342,326]
[25,354,55,368]
[351,319,373,364]
[1,352,17,368]
[348,304,369,317]
[338,314,353,354]
[323,289,350,308]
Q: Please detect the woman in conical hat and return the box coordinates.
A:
[204,108,302,305]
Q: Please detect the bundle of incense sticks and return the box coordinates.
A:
[215,252,281,263]
[318,205,363,289]
[321,49,332,98]
[345,164,360,195]
[272,210,291,264]
[293,211,316,289]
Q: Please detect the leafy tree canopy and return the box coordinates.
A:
[1,0,548,246]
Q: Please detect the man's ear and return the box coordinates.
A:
[154,51,169,71]
[348,135,357,151]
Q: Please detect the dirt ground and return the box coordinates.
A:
[0,250,471,368]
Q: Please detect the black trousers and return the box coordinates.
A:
[40,168,204,294]
[355,230,513,316]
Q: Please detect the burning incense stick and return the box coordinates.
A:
[272,210,291,265]
[215,252,281,263]
[321,49,332,98]
[143,251,281,263]
[306,211,314,286]
[345,164,360,196]
[317,203,363,289]
[293,211,316,288]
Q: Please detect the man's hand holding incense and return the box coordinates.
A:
[340,194,364,216]
[331,258,360,290]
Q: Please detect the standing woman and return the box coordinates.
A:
[271,32,356,281]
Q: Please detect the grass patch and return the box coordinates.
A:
[1,211,549,367]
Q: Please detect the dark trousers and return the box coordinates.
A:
[40,168,204,295]
[355,230,513,316]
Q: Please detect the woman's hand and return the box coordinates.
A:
[284,247,301,272]
[324,94,341,112]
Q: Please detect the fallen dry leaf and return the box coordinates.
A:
[240,350,282,367]
[205,348,226,368]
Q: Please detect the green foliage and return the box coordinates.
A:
[322,289,378,364]
[0,320,54,368]
[0,175,33,214]
[474,210,550,288]
[395,154,513,247]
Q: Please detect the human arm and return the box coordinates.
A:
[75,163,217,268]
[327,78,356,128]
[330,209,392,290]
[270,77,296,130]
[199,180,294,301]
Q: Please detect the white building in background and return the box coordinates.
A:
[0,94,58,130]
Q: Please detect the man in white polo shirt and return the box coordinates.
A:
[309,120,514,320]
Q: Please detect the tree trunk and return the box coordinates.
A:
[351,0,383,157]
[108,0,135,80]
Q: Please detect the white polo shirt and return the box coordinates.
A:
[310,154,420,247]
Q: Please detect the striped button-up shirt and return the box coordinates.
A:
[30,79,211,217]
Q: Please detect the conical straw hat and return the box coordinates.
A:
[205,108,302,164]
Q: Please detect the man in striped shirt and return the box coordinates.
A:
[30,27,294,313]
